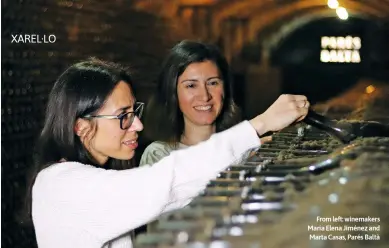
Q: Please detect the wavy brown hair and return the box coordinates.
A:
[144,40,242,144]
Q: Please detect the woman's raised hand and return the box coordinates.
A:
[249,94,310,136]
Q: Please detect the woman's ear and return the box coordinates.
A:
[74,118,92,138]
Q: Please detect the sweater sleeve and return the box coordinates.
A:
[33,121,260,243]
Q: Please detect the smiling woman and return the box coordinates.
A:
[140,40,245,166]
[177,60,225,131]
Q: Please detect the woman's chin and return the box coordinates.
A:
[196,119,217,126]
[117,150,135,160]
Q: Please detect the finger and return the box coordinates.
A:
[296,107,309,122]
[289,100,306,111]
[305,100,311,109]
[289,100,300,110]
[260,135,273,144]
[292,95,308,101]
[296,100,307,108]
[294,99,311,109]
[279,94,294,102]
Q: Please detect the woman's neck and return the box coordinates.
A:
[180,121,216,146]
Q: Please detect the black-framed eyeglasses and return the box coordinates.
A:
[83,102,144,130]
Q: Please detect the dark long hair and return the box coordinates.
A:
[144,40,242,143]
[22,58,136,224]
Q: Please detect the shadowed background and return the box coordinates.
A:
[2,0,389,247]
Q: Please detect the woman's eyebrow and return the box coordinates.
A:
[180,79,198,83]
[207,76,222,80]
[181,76,220,83]
[113,105,132,114]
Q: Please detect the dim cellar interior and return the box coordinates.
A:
[2,0,389,247]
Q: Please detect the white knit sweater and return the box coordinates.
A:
[32,121,260,248]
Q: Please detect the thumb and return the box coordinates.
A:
[260,135,273,144]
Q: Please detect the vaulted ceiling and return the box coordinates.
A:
[134,0,389,58]
[137,1,387,36]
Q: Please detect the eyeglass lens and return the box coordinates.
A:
[120,103,143,129]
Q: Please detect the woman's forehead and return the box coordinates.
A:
[102,81,135,113]
[183,61,219,75]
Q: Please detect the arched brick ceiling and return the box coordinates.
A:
[211,0,389,40]
[135,0,389,51]
[212,0,389,21]
[259,8,372,51]
[245,0,385,42]
[135,1,388,26]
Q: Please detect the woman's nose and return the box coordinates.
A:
[197,85,211,101]
[128,116,143,132]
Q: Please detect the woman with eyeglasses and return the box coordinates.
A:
[27,58,309,248]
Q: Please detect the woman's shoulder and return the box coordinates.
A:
[36,161,98,181]
[146,141,173,150]
[33,162,88,192]
[140,141,175,166]
[40,161,85,172]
